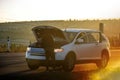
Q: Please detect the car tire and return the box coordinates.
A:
[63,53,75,72]
[26,59,40,70]
[96,52,109,69]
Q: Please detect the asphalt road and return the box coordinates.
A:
[0,50,120,80]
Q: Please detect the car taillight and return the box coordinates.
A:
[54,48,64,53]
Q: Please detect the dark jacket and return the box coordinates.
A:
[42,34,54,49]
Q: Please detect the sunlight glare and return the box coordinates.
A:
[90,61,120,80]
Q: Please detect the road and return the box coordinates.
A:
[0,50,120,80]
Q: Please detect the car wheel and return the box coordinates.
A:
[96,53,109,69]
[63,53,75,72]
[26,59,40,70]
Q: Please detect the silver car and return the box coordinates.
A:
[26,26,110,72]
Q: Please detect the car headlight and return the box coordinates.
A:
[54,48,64,53]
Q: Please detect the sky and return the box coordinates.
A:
[0,0,120,22]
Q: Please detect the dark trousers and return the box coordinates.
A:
[45,48,55,70]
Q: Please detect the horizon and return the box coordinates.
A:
[0,18,120,24]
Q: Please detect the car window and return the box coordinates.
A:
[101,34,107,41]
[65,32,78,42]
[87,32,100,43]
[76,32,88,43]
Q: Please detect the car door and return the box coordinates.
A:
[75,32,90,60]
[86,32,101,59]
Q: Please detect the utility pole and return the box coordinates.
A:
[99,23,104,42]
[7,36,11,52]
[99,23,104,33]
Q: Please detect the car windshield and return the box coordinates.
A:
[64,31,78,42]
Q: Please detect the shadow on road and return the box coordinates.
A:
[0,61,26,68]
[0,69,98,80]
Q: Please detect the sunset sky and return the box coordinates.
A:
[0,0,120,22]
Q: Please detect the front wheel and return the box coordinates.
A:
[63,53,76,72]
[96,53,109,69]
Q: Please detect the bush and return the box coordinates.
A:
[0,44,27,53]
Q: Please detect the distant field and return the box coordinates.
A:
[0,19,120,42]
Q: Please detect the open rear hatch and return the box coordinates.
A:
[28,26,68,56]
[31,25,68,48]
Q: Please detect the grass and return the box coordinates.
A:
[0,19,120,52]
[0,44,27,52]
[0,19,120,40]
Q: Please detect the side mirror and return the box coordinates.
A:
[75,38,84,44]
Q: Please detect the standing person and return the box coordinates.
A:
[7,36,11,52]
[42,34,55,71]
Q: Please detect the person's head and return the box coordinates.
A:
[38,38,42,42]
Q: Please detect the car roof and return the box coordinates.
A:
[62,28,100,33]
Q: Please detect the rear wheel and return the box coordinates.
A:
[26,59,40,70]
[96,52,109,69]
[63,53,76,72]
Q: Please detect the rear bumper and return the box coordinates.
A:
[26,58,64,66]
[26,47,65,60]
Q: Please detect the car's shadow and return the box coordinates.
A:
[0,68,99,80]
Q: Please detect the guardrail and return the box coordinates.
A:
[0,39,30,46]
[0,39,30,52]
